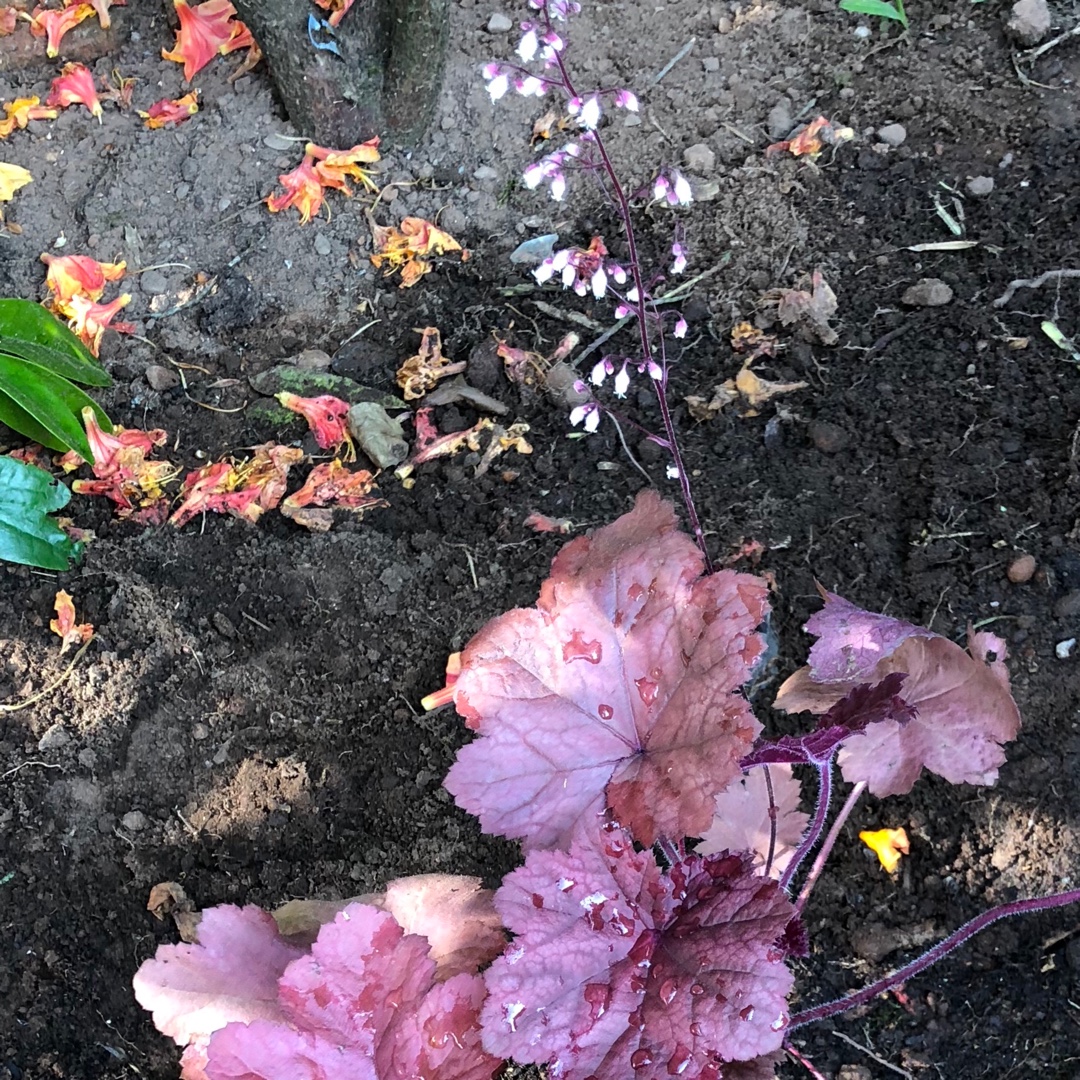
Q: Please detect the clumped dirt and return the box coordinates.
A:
[2,1,1080,1078]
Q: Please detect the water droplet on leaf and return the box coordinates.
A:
[562,629,602,664]
[630,1048,653,1069]
[666,1045,692,1075]
[635,676,658,706]
[598,703,614,720]
[659,978,678,1004]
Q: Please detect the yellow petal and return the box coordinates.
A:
[859,827,910,874]
[0,161,32,201]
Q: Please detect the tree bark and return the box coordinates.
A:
[231,0,450,148]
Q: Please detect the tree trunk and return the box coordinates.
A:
[231,0,450,148]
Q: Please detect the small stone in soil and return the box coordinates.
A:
[902,278,953,306]
[967,175,994,196]
[139,269,168,295]
[487,12,513,33]
[1007,0,1051,45]
[808,420,849,453]
[766,98,793,141]
[121,810,149,832]
[1007,553,1036,583]
[145,364,180,391]
[877,123,907,147]
[1056,638,1076,660]
[683,142,716,174]
[38,723,70,751]
[314,233,332,256]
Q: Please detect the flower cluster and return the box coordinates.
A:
[533,235,624,298]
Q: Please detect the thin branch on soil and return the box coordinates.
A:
[0,637,94,714]
[241,610,273,633]
[993,268,1080,308]
[783,1043,829,1080]
[1018,20,1080,63]
[530,299,606,332]
[1,759,65,781]
[608,413,653,484]
[185,394,248,414]
[653,37,696,84]
[831,1031,915,1080]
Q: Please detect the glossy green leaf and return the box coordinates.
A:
[0,298,110,386]
[0,456,83,570]
[839,0,907,23]
[0,353,101,461]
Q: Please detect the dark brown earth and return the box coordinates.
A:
[2,1,1080,1078]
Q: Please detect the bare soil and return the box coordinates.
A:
[2,2,1080,1078]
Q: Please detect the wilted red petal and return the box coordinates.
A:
[42,253,127,305]
[49,589,94,651]
[30,3,94,57]
[47,63,103,119]
[90,0,125,28]
[161,0,241,81]
[0,7,17,35]
[58,292,133,355]
[312,0,355,28]
[138,91,199,129]
[275,392,354,457]
[265,156,324,225]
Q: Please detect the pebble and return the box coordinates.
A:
[877,123,907,147]
[121,810,149,832]
[314,233,332,256]
[294,348,332,371]
[901,278,953,306]
[966,175,994,196]
[808,420,849,454]
[487,12,513,32]
[1007,0,1051,45]
[1056,638,1076,660]
[192,722,210,741]
[766,98,793,141]
[1007,553,1036,583]
[38,723,70,751]
[140,269,168,295]
[472,165,498,182]
[439,205,467,234]
[682,142,715,174]
[702,56,720,72]
[145,364,180,391]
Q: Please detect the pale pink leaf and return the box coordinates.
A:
[205,1020,375,1080]
[445,490,769,849]
[696,764,809,878]
[480,822,795,1080]
[132,905,302,1049]
[775,593,1021,797]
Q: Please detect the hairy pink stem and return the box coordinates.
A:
[762,764,777,879]
[793,780,867,919]
[544,18,711,570]
[779,761,833,893]
[788,888,1080,1029]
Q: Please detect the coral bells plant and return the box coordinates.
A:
[137,493,1080,1080]
[133,4,1080,1078]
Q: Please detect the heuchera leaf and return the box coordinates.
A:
[132,905,303,1052]
[205,903,498,1080]
[696,763,808,879]
[774,591,1021,797]
[445,490,769,850]
[480,821,795,1080]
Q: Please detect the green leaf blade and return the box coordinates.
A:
[0,298,110,385]
[0,456,82,570]
[0,353,99,461]
[839,0,906,23]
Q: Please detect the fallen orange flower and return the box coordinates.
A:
[266,155,324,224]
[276,392,354,459]
[161,0,248,82]
[169,443,304,528]
[0,97,59,138]
[859,827,910,874]
[30,3,95,57]
[308,138,380,194]
[70,406,174,516]
[0,7,17,35]
[765,115,853,160]
[101,69,137,110]
[396,326,465,401]
[50,589,94,652]
[280,459,386,532]
[47,63,103,120]
[60,293,134,356]
[41,252,127,305]
[369,215,465,289]
[139,91,199,129]
[523,512,574,534]
[312,0,355,28]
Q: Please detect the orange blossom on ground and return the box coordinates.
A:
[161,0,251,82]
[369,215,465,288]
[0,162,32,212]
[47,63,103,119]
[30,3,94,57]
[312,0,355,28]
[280,460,386,532]
[62,293,134,356]
[50,590,94,652]
[859,827,911,874]
[0,97,58,138]
[41,253,127,304]
[275,393,355,460]
[139,91,199,129]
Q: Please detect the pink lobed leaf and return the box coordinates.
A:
[775,592,1021,797]
[695,763,809,879]
[132,905,303,1049]
[480,820,795,1080]
[445,490,769,849]
[205,1019,375,1080]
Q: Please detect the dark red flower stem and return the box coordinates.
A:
[788,888,1080,1030]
